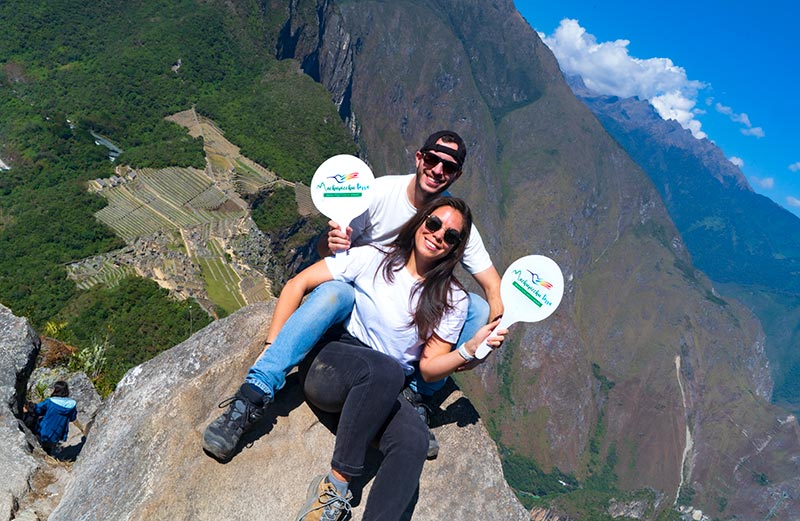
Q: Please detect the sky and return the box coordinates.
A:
[513,0,800,218]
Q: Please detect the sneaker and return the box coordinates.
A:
[401,387,439,459]
[202,384,266,461]
[295,474,353,521]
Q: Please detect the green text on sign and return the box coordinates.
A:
[512,281,543,307]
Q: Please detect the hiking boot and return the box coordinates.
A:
[295,474,353,521]
[402,387,439,459]
[202,384,266,461]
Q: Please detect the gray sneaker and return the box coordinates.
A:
[295,474,353,521]
[402,387,439,459]
[202,385,266,461]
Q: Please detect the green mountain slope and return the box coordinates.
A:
[0,0,353,391]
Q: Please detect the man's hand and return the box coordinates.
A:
[317,220,353,257]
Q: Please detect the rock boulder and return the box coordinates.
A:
[49,301,528,520]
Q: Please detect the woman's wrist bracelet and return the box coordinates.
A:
[457,343,475,362]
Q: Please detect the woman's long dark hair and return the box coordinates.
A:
[378,196,472,340]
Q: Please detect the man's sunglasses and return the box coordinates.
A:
[421,151,461,176]
[424,214,462,247]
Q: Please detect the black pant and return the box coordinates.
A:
[303,334,429,521]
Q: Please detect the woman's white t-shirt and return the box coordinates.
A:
[325,246,469,375]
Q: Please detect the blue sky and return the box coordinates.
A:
[513,0,800,218]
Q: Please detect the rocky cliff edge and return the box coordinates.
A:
[0,301,527,520]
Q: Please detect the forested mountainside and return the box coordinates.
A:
[572,85,800,413]
[2,0,798,518]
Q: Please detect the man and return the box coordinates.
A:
[203,130,502,463]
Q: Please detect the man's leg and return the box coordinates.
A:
[203,281,355,461]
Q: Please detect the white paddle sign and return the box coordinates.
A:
[310,154,374,233]
[475,255,564,359]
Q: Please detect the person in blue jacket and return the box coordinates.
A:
[25,380,77,453]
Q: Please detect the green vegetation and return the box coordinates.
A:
[55,277,212,395]
[251,185,302,233]
[0,0,354,391]
[676,484,695,506]
[501,446,578,507]
[752,471,770,486]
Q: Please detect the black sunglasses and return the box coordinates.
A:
[423,214,462,247]
[421,151,461,176]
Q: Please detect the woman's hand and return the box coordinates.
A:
[455,318,507,371]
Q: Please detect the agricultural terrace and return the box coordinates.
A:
[94,166,247,241]
[83,111,297,317]
[166,108,277,195]
[67,257,137,290]
[196,236,247,315]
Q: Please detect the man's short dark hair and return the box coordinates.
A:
[421,130,466,168]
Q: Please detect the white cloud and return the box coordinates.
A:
[541,19,706,138]
[750,176,774,189]
[715,103,751,126]
[789,162,800,172]
[741,127,765,138]
[787,196,800,208]
[715,103,763,137]
[729,156,744,167]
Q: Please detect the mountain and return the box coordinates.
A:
[2,0,799,518]
[570,77,800,412]
[273,1,800,517]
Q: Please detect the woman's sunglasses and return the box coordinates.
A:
[424,214,462,247]
[421,151,461,176]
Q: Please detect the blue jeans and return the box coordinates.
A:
[246,280,489,399]
[302,334,428,520]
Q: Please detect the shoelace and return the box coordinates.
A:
[216,396,260,449]
[303,486,352,521]
[217,396,245,421]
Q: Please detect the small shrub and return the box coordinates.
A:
[69,337,109,380]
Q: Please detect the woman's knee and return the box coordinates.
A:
[370,353,406,390]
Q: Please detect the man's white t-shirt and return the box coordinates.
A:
[348,174,493,275]
[325,246,469,375]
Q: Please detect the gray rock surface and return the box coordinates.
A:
[0,304,40,521]
[49,301,528,520]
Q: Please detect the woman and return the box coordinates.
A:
[291,197,504,521]
[204,197,504,520]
